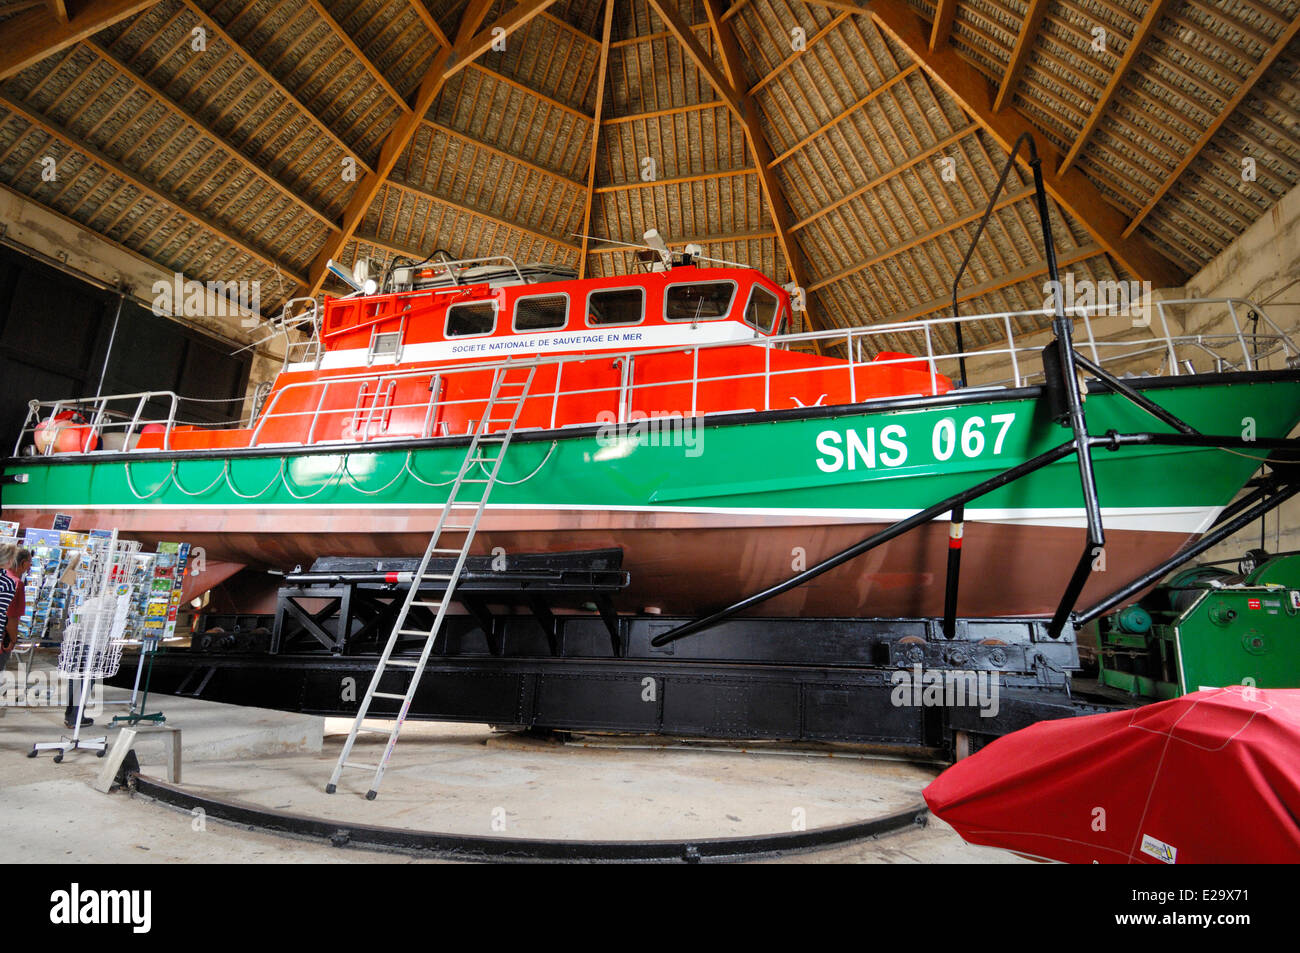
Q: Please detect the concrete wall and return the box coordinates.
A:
[1184,182,1300,566]
[0,183,285,417]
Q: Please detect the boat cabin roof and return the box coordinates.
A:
[313,265,791,370]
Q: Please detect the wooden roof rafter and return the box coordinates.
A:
[930,0,956,52]
[853,0,1184,287]
[643,0,813,326]
[81,39,339,237]
[1122,15,1300,240]
[0,90,309,285]
[176,0,376,177]
[749,10,851,96]
[994,0,1050,113]
[0,0,157,79]
[303,0,410,112]
[380,177,581,253]
[577,0,614,278]
[305,0,565,297]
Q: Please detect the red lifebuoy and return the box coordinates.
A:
[34,410,98,453]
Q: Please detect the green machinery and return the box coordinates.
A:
[1098,554,1300,699]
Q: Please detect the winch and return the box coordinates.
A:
[1098,554,1300,698]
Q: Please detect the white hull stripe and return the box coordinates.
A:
[8,502,1221,534]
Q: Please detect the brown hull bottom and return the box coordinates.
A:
[8,505,1189,618]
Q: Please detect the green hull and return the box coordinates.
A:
[4,374,1297,617]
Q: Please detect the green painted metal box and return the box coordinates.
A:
[1099,555,1300,698]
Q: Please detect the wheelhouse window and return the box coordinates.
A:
[587,287,644,326]
[664,281,736,322]
[743,284,780,334]
[514,293,568,332]
[445,301,495,337]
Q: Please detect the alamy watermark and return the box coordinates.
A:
[890,664,1000,718]
[152,272,261,327]
[1,671,103,716]
[49,884,150,933]
[595,410,705,457]
[1043,274,1153,327]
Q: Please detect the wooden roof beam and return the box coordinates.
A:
[578,0,615,278]
[884,242,1103,323]
[865,0,1184,287]
[305,0,410,111]
[809,185,1037,292]
[803,0,870,14]
[85,39,339,236]
[421,117,584,189]
[383,178,581,252]
[929,0,956,51]
[404,0,450,48]
[305,0,562,297]
[598,166,756,193]
[1122,15,1300,240]
[0,0,156,79]
[994,0,1049,113]
[178,0,375,177]
[1059,0,1170,175]
[589,229,777,253]
[0,91,308,286]
[643,0,740,113]
[646,0,814,327]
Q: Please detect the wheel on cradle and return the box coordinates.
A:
[97,748,107,758]
[26,748,37,758]
[53,753,63,763]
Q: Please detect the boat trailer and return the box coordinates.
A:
[119,546,1101,757]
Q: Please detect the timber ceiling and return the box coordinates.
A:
[0,0,1296,346]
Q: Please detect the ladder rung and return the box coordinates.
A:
[331,378,528,797]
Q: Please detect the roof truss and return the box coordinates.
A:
[0,0,156,80]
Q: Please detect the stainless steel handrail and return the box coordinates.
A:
[14,391,180,456]
[16,298,1296,456]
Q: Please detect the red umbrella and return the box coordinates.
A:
[924,686,1300,863]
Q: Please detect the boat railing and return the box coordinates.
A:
[14,296,1298,456]
[388,255,527,293]
[12,391,181,457]
[278,297,322,368]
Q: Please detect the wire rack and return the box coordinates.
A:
[56,535,141,680]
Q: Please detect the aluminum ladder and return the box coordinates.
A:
[326,362,537,799]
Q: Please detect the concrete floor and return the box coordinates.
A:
[0,667,1026,864]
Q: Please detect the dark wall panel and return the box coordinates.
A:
[0,245,252,452]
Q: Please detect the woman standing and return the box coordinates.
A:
[0,543,18,672]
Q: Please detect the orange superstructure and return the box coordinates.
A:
[127,261,949,452]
